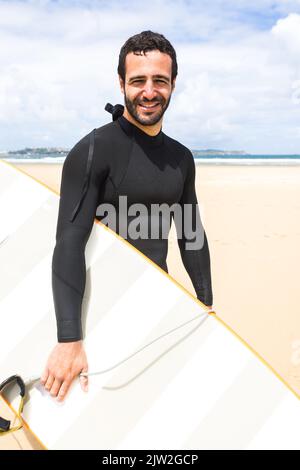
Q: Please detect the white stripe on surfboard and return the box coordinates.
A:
[0,253,55,358]
[0,200,57,301]
[0,174,50,245]
[85,222,118,268]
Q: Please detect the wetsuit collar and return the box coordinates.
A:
[117,115,164,148]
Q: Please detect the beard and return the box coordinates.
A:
[124,92,172,126]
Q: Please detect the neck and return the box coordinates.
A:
[123,108,162,136]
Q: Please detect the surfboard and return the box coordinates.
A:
[0,158,299,450]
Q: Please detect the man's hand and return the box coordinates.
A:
[205,305,215,313]
[40,340,88,402]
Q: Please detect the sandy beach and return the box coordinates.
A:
[12,161,300,398]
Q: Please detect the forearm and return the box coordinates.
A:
[52,226,89,342]
[52,269,84,342]
[179,231,213,306]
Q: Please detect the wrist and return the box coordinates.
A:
[57,340,83,349]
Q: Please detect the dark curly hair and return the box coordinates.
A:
[118,30,178,84]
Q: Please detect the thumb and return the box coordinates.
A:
[79,367,89,392]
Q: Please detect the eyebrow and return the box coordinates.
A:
[128,74,170,82]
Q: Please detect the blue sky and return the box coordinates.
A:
[1,0,300,153]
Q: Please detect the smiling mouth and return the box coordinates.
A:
[138,103,160,111]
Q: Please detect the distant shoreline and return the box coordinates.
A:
[2,155,300,166]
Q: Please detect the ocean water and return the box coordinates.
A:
[1,153,300,165]
[194,154,300,165]
[0,155,67,164]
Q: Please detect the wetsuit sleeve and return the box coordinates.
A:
[174,150,213,306]
[52,133,108,342]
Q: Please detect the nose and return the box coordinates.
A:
[141,80,158,101]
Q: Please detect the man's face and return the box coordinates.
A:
[119,49,175,126]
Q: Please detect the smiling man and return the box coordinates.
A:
[41,30,214,402]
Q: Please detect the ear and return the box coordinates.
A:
[171,77,176,92]
[118,75,125,94]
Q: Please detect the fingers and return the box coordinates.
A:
[79,366,88,393]
[79,375,88,393]
[57,379,72,402]
[44,374,55,392]
[41,371,85,402]
[40,368,49,386]
[49,378,63,398]
[40,368,70,401]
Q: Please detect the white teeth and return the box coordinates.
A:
[140,103,159,108]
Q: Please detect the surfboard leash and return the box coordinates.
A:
[0,375,26,436]
[80,309,213,378]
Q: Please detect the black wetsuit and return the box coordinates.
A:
[52,105,213,342]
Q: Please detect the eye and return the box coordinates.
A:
[131,79,167,84]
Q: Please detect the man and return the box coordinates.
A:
[41,30,213,401]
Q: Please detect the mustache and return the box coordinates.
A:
[136,98,164,105]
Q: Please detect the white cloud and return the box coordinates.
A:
[0,0,300,153]
[165,14,300,153]
[271,13,300,57]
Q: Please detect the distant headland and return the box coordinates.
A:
[0,147,249,159]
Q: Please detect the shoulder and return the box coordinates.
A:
[67,120,117,152]
[164,133,193,158]
[63,120,118,170]
[72,121,117,153]
[163,133,195,171]
[94,120,119,142]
